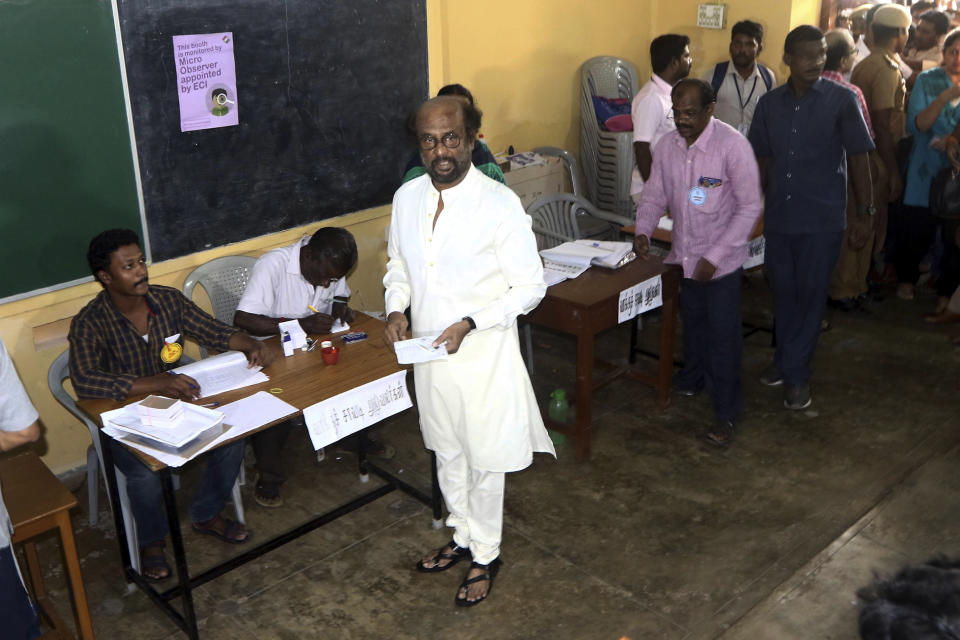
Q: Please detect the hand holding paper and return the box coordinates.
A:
[394,337,448,364]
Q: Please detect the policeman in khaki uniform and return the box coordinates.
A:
[841,4,910,307]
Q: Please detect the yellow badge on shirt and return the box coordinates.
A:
[160,333,183,363]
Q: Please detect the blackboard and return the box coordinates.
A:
[116,0,428,261]
[0,0,142,302]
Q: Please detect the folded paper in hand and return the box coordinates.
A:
[394,336,448,364]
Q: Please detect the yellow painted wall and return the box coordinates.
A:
[654,0,824,83]
[3,0,819,474]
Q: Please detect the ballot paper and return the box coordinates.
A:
[101,391,298,468]
[393,336,448,364]
[170,351,268,398]
[542,258,590,286]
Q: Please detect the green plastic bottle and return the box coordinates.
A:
[548,389,569,423]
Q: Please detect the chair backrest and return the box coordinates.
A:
[48,349,108,482]
[532,146,583,198]
[182,255,258,324]
[526,193,585,251]
[580,56,639,101]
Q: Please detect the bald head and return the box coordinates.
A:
[415,96,481,139]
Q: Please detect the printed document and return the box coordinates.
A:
[171,351,268,398]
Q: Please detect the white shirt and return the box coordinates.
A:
[0,338,40,549]
[384,166,555,471]
[630,74,676,195]
[702,60,776,135]
[236,237,350,322]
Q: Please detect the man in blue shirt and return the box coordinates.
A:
[749,25,874,410]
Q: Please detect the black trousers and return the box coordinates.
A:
[765,231,843,386]
[893,204,960,296]
[251,420,294,488]
[674,269,743,422]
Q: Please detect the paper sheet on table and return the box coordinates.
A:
[330,318,350,333]
[393,336,448,364]
[539,242,609,268]
[171,351,268,398]
[102,391,299,467]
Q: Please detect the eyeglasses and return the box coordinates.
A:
[418,131,462,151]
[671,107,706,120]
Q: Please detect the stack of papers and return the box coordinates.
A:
[539,240,635,285]
[102,391,299,467]
[105,403,225,449]
[171,351,268,398]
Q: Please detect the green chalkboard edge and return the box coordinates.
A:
[0,2,147,307]
[111,0,152,263]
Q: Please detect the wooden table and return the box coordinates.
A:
[526,256,680,461]
[77,314,439,639]
[3,450,95,639]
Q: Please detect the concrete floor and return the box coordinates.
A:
[15,270,960,639]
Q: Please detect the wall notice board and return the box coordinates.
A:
[117,0,429,261]
[0,0,142,302]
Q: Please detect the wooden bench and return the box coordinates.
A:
[2,450,94,639]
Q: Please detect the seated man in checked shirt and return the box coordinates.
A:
[68,228,274,581]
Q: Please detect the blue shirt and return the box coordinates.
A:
[749,77,874,234]
[904,67,960,207]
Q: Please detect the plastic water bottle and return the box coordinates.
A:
[548,389,569,423]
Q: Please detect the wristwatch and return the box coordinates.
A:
[462,316,476,331]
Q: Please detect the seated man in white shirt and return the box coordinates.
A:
[235,227,370,506]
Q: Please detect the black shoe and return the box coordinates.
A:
[827,297,858,312]
[784,383,812,410]
[673,384,703,397]
[703,419,735,447]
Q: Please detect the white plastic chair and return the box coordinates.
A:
[579,56,640,218]
[182,255,257,356]
[48,349,245,573]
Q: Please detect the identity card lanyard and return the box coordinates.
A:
[733,74,759,135]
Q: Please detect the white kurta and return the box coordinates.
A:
[384,166,556,472]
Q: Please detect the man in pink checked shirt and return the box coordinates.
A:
[633,78,763,448]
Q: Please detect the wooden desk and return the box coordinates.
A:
[3,450,95,639]
[526,256,680,461]
[77,314,439,639]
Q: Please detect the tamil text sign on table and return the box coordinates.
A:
[743,236,765,270]
[303,370,413,451]
[618,275,663,324]
[173,32,239,132]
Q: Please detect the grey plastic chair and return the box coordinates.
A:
[182,255,257,356]
[48,349,245,573]
[532,146,583,198]
[579,56,640,218]
[527,192,632,251]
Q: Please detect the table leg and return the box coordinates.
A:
[573,332,595,461]
[657,284,677,408]
[160,468,199,640]
[97,430,133,581]
[56,511,96,640]
[22,540,44,600]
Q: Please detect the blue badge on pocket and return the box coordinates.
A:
[689,186,707,206]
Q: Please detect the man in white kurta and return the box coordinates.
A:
[383,97,555,606]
